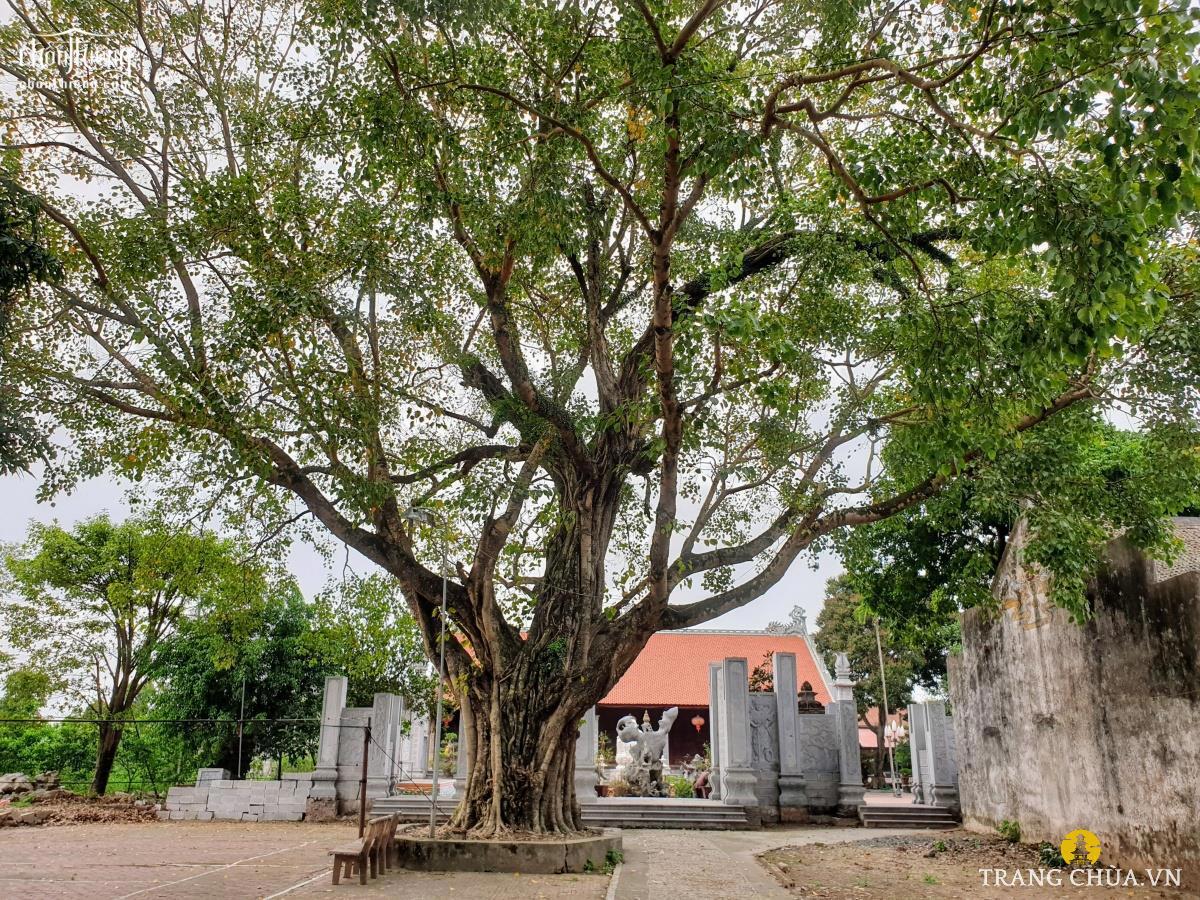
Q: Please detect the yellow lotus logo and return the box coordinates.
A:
[1061,829,1102,866]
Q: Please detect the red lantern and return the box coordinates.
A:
[691,714,705,733]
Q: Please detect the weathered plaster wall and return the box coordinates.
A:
[950,521,1200,878]
[1152,517,1200,583]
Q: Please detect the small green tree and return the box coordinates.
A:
[312,574,439,712]
[0,669,109,786]
[1,516,250,793]
[814,577,933,788]
[0,668,52,775]
[153,577,325,776]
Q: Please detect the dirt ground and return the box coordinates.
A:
[759,832,1196,899]
[0,792,160,826]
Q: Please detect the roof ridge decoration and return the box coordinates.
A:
[677,627,780,636]
[765,604,807,635]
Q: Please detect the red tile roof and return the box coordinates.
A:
[599,631,831,707]
[862,706,906,728]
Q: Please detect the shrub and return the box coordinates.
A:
[997,819,1021,843]
[666,775,693,798]
[596,732,615,765]
[1039,843,1066,867]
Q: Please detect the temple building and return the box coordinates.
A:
[395,605,833,776]
[597,608,833,766]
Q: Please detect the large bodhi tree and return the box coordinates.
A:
[3,0,1199,831]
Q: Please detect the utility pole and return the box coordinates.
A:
[237,678,246,780]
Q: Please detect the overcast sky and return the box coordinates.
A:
[0,468,842,632]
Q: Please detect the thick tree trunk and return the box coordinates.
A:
[448,652,596,834]
[92,723,122,795]
[429,476,656,835]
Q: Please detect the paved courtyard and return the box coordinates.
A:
[0,820,930,899]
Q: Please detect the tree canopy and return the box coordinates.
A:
[151,574,324,776]
[0,177,60,474]
[814,575,940,784]
[311,573,439,710]
[839,422,1200,635]
[3,0,1199,831]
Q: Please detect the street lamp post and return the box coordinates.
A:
[873,619,903,797]
[884,718,906,797]
[402,507,448,839]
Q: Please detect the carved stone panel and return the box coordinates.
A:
[749,693,780,821]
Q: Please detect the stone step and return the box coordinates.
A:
[371,796,751,830]
[858,806,959,829]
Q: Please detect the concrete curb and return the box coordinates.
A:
[605,862,622,900]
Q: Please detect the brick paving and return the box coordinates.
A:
[0,817,931,899]
[0,820,606,899]
[611,825,935,900]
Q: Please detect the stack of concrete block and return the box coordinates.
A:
[160,774,314,822]
[160,784,214,821]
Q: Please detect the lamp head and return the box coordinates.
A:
[401,507,435,524]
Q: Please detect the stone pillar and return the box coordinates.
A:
[307,676,347,820]
[717,657,758,818]
[921,700,960,814]
[418,720,431,777]
[773,652,808,821]
[574,707,598,802]
[708,662,723,800]
[368,693,402,798]
[832,652,865,816]
[908,702,928,804]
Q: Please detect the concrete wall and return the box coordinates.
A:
[950,521,1200,877]
[165,683,409,822]
[161,775,312,822]
[712,654,848,820]
[795,712,840,812]
[1151,516,1200,583]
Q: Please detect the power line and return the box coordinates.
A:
[0,716,325,725]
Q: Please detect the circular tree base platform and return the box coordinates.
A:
[393,828,622,874]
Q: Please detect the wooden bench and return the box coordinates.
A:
[372,813,399,873]
[329,815,397,885]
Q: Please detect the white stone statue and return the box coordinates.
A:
[615,707,678,796]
